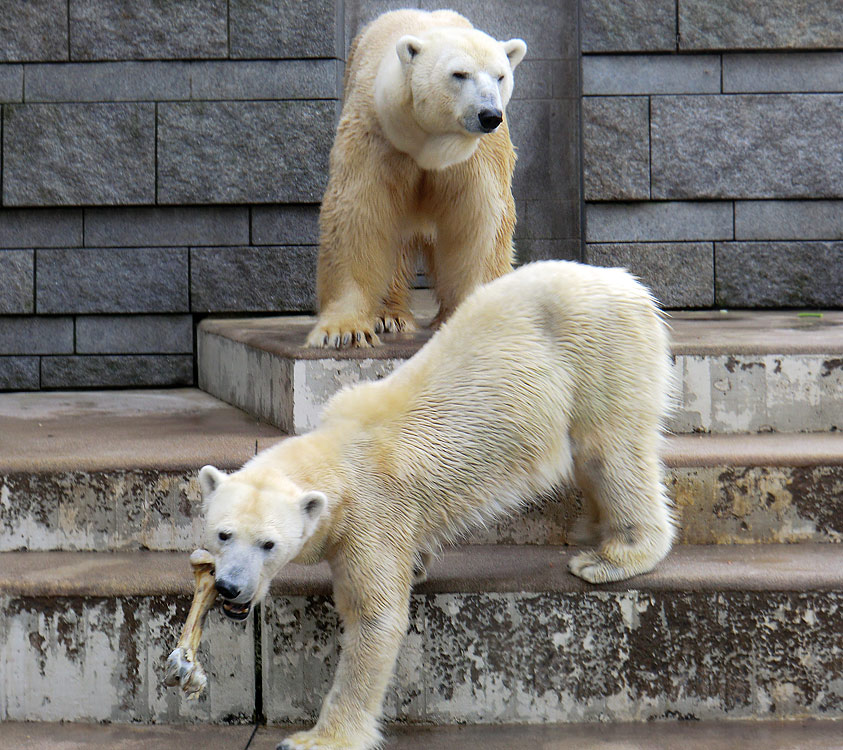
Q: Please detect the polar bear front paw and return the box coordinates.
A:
[277,729,371,750]
[306,319,381,349]
[374,312,417,335]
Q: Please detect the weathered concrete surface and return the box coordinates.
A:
[4,720,843,750]
[0,389,281,473]
[0,593,254,723]
[199,312,843,434]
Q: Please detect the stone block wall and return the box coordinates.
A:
[582,0,843,309]
[0,0,579,390]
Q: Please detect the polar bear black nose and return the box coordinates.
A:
[215,578,240,600]
[478,108,503,132]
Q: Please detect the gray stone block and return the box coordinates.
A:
[69,0,227,60]
[157,101,335,204]
[679,0,843,51]
[736,201,843,241]
[84,207,249,247]
[724,52,843,94]
[0,65,23,102]
[651,95,843,199]
[190,246,317,312]
[585,242,714,308]
[716,242,843,308]
[230,0,342,59]
[36,247,188,314]
[75,315,193,354]
[583,96,650,201]
[510,60,554,100]
[0,357,39,390]
[583,54,721,95]
[521,199,580,240]
[189,60,340,101]
[0,251,34,314]
[419,0,579,60]
[25,62,190,102]
[586,201,733,243]
[582,0,676,52]
[515,238,581,264]
[0,0,67,62]
[3,103,155,206]
[0,317,73,355]
[40,355,193,388]
[0,209,83,248]
[251,205,320,246]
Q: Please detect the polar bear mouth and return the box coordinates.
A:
[221,600,252,621]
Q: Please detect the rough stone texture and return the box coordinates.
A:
[651,95,843,199]
[75,316,193,355]
[585,243,713,308]
[583,55,721,95]
[735,201,843,241]
[252,206,321,246]
[189,60,339,100]
[0,251,34,314]
[0,209,82,249]
[262,590,843,724]
[0,317,73,355]
[679,0,843,51]
[25,62,191,102]
[190,246,317,313]
[0,358,39,390]
[0,470,204,552]
[2,103,155,206]
[40,355,193,389]
[157,101,335,204]
[671,353,843,434]
[84,207,249,248]
[716,242,843,308]
[724,52,843,94]
[69,0,228,61]
[582,0,676,52]
[0,0,67,62]
[230,0,342,59]
[586,202,733,243]
[0,595,254,722]
[583,97,650,201]
[36,247,188,314]
[0,65,23,101]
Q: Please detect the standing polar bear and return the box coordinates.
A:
[306,9,527,348]
[200,261,676,750]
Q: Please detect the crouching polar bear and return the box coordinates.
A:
[307,9,526,349]
[200,261,675,750]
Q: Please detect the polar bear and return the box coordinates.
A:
[306,9,526,349]
[200,261,675,750]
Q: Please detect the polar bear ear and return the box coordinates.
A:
[198,465,227,498]
[501,38,527,70]
[299,491,328,534]
[396,35,425,65]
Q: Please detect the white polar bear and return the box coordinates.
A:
[306,9,526,348]
[200,261,675,750]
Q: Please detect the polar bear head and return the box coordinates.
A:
[198,465,326,621]
[375,26,527,169]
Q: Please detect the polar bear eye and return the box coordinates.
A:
[261,540,275,551]
[452,71,468,80]
[498,75,505,83]
[218,531,231,542]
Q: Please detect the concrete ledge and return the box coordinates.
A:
[2,545,842,599]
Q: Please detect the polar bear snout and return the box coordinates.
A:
[214,578,241,601]
[477,107,503,132]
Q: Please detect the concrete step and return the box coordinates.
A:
[197,310,843,435]
[2,545,841,724]
[2,720,842,750]
[2,391,842,550]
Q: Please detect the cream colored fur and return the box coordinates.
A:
[306,9,526,349]
[201,261,675,750]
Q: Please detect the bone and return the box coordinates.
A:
[163,548,217,699]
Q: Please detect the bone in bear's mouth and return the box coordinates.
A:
[221,600,251,620]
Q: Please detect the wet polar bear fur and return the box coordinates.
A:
[306,9,527,349]
[200,261,675,750]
